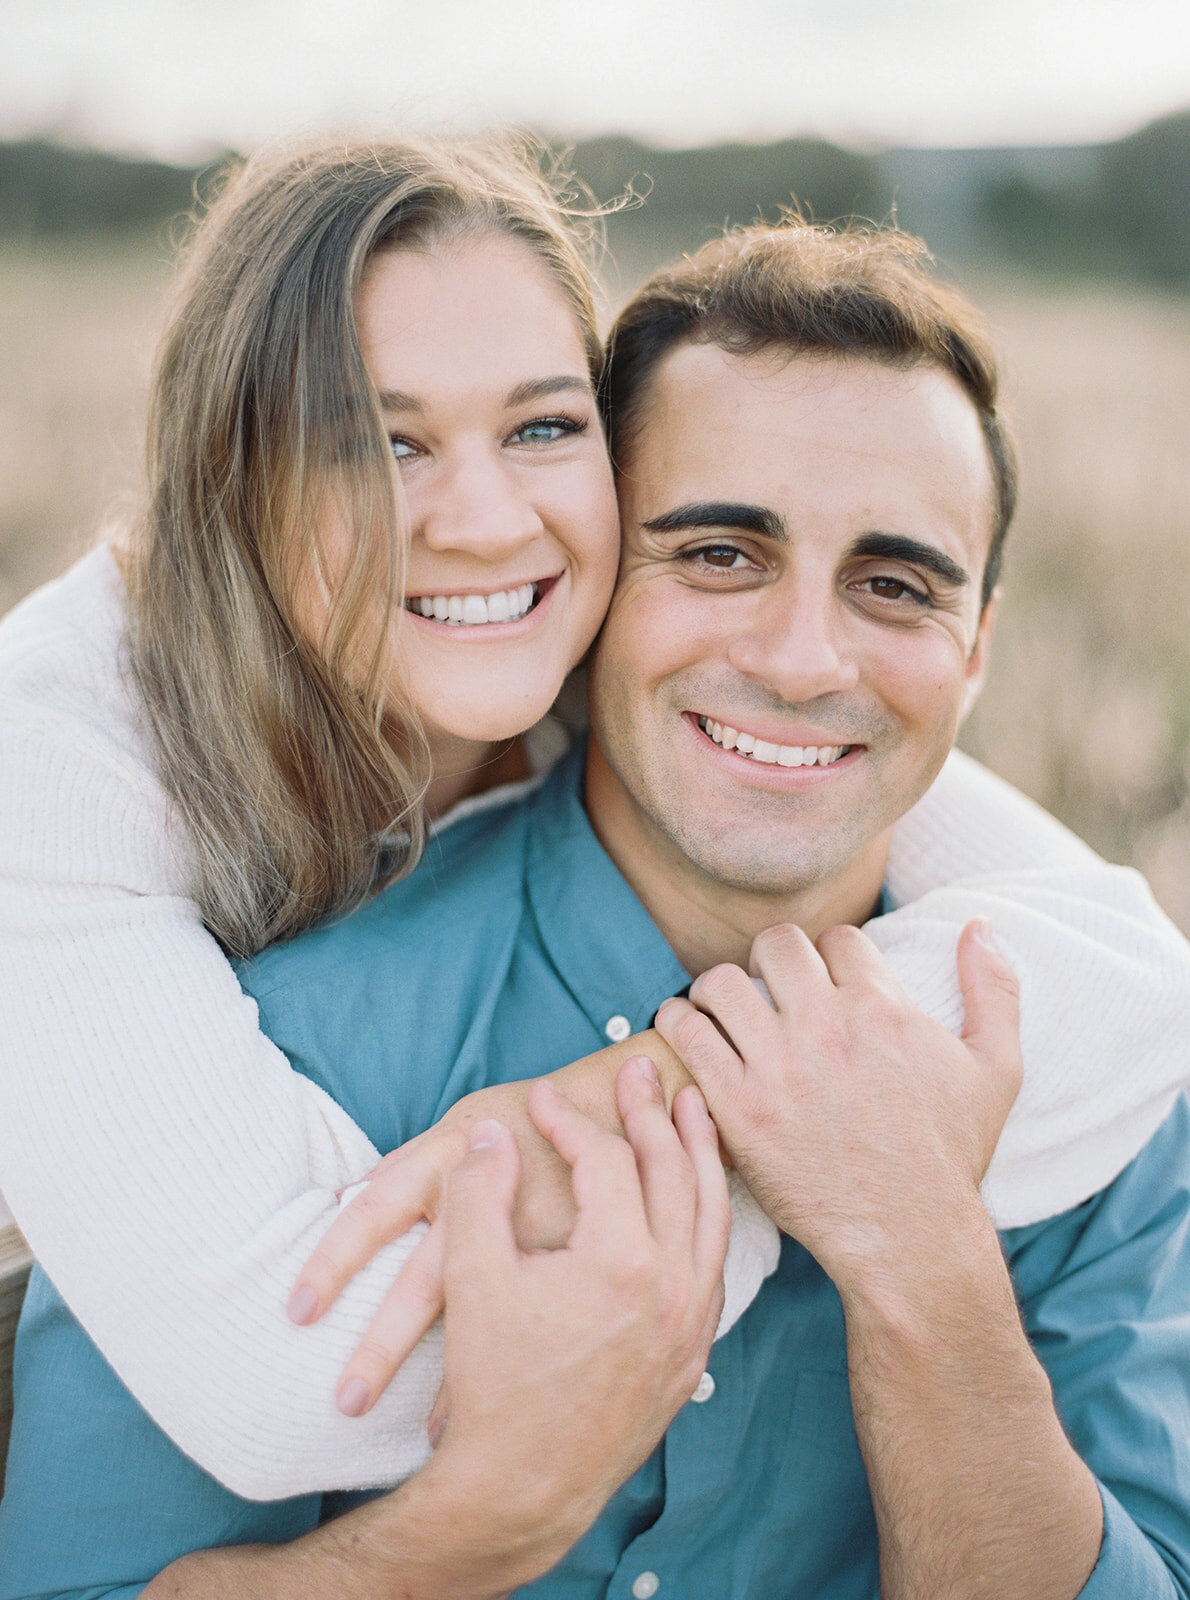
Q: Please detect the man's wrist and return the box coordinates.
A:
[387,1436,592,1596]
[832,1186,1004,1333]
[832,1194,1059,1440]
[836,1186,1104,1600]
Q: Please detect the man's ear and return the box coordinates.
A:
[960,586,1001,722]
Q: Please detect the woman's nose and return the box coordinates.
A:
[417,452,545,559]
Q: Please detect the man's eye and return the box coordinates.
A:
[686,544,751,570]
[859,575,930,605]
[511,416,584,445]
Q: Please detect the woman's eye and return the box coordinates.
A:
[388,436,418,461]
[511,416,584,445]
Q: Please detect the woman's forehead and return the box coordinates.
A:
[356,234,594,406]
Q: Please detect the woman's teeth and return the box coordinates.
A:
[406,583,538,626]
[699,716,850,768]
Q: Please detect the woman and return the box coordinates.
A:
[1,132,1187,1501]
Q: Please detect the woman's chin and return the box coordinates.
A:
[422,688,565,753]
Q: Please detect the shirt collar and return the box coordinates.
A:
[523,743,895,1034]
[524,743,691,1038]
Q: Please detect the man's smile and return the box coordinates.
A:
[695,713,855,770]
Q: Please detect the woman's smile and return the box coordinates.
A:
[403,575,556,629]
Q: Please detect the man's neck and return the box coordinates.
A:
[583,737,889,975]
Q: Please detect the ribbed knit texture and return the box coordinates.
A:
[2,547,1188,1498]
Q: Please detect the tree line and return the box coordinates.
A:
[2,111,1186,292]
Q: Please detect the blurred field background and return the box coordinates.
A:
[1,123,1188,930]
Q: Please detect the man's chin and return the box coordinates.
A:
[662,823,862,901]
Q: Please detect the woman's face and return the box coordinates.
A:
[348,231,620,759]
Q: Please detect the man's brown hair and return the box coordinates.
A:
[600,219,1016,609]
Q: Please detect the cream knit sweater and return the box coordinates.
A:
[2,548,1188,1499]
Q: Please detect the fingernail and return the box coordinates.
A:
[470,1119,505,1151]
[337,1377,371,1417]
[336,1179,369,1211]
[631,1055,659,1085]
[973,917,999,952]
[286,1285,318,1325]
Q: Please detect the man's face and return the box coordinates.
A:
[587,342,998,913]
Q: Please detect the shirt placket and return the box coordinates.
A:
[602,1331,747,1600]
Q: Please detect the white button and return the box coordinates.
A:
[605,1014,632,1043]
[631,1574,660,1600]
[691,1370,716,1404]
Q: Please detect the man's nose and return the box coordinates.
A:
[418,452,545,558]
[726,580,860,702]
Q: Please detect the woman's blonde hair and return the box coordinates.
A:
[125,134,603,957]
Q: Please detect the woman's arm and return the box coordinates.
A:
[0,555,774,1499]
[879,748,1190,1226]
[0,554,453,1498]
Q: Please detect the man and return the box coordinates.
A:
[3,221,1189,1599]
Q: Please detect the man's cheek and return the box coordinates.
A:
[875,635,968,715]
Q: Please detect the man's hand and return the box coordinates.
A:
[427,1062,731,1554]
[653,918,1022,1292]
[288,1031,696,1417]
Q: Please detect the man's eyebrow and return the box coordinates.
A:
[640,502,787,541]
[374,376,592,415]
[848,532,969,588]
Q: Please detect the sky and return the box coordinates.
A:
[3,0,1189,161]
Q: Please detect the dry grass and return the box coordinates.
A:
[0,241,171,614]
[965,286,1190,932]
[2,243,1187,931]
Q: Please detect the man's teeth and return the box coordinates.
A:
[406,583,538,626]
[698,716,850,768]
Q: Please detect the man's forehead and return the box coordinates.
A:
[652,337,845,395]
[619,339,997,563]
[633,339,972,442]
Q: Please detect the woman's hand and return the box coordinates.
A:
[287,1029,697,1416]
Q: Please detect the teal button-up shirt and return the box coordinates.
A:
[2,747,1190,1598]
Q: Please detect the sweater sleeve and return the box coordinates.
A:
[0,552,776,1500]
[875,749,1190,1227]
[0,559,460,1499]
